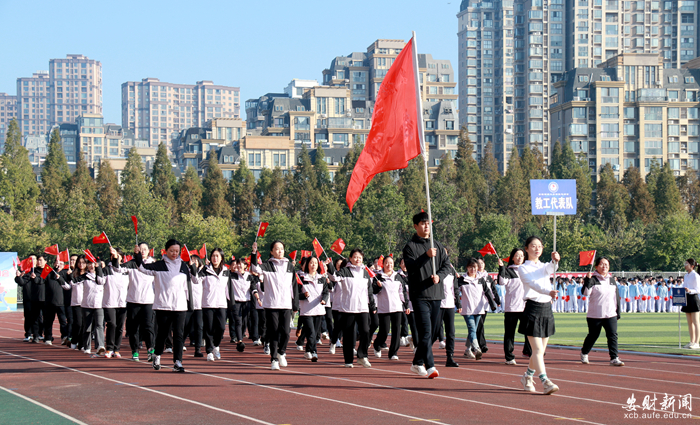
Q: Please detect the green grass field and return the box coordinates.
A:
[453,312,700,356]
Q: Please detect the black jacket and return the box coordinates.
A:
[15,274,33,302]
[61,269,72,307]
[402,234,451,301]
[44,269,68,306]
[483,273,501,307]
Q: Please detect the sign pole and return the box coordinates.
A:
[679,308,681,349]
[553,215,557,253]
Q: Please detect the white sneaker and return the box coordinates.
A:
[45,340,52,346]
[374,349,382,358]
[683,342,694,349]
[353,348,357,356]
[439,340,446,349]
[410,364,428,376]
[691,343,700,350]
[329,343,336,355]
[463,348,475,359]
[164,348,173,354]
[263,344,270,355]
[358,357,372,368]
[407,336,414,350]
[304,352,313,360]
[344,363,354,368]
[253,339,262,346]
[271,360,280,370]
[610,357,625,366]
[104,351,113,358]
[70,344,77,350]
[381,345,389,351]
[580,353,589,364]
[473,348,483,361]
[213,346,221,360]
[316,339,322,346]
[336,340,343,348]
[521,373,536,392]
[311,353,318,362]
[426,367,439,379]
[296,345,304,351]
[207,353,215,361]
[97,346,106,356]
[390,355,399,360]
[278,354,287,367]
[321,332,329,340]
[505,359,517,365]
[153,355,161,370]
[400,337,408,347]
[543,379,559,395]
[84,349,91,355]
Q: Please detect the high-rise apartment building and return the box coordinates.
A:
[48,54,102,126]
[0,93,18,151]
[121,78,240,147]
[457,0,700,172]
[16,71,51,137]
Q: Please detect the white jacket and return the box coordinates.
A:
[519,260,557,303]
[80,270,105,309]
[251,257,298,310]
[196,265,229,309]
[229,271,256,303]
[299,273,329,316]
[374,271,407,314]
[138,257,190,312]
[102,263,129,309]
[122,257,155,304]
[328,264,376,314]
[498,265,525,313]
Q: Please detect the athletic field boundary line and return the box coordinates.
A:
[0,385,89,425]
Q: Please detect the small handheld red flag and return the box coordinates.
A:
[256,251,262,264]
[319,260,327,275]
[44,244,59,256]
[131,216,138,234]
[92,231,110,245]
[83,249,97,263]
[579,250,596,267]
[257,222,269,238]
[312,238,324,258]
[289,250,298,261]
[199,243,207,260]
[378,255,384,269]
[478,242,497,257]
[123,254,133,263]
[181,245,190,262]
[330,238,345,255]
[301,250,312,258]
[160,249,165,257]
[58,249,70,263]
[365,266,376,279]
[19,258,34,273]
[148,249,154,258]
[40,265,53,279]
[502,256,510,263]
[296,273,304,286]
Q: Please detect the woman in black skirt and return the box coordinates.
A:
[682,259,700,349]
[517,236,560,395]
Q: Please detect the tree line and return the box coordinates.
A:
[1,118,699,272]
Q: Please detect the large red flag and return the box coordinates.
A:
[257,222,269,237]
[44,244,59,256]
[478,242,497,257]
[92,231,110,245]
[579,250,596,266]
[330,238,345,255]
[312,238,324,258]
[346,38,422,211]
[58,249,70,263]
[131,216,138,234]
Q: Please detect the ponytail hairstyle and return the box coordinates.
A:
[686,258,697,270]
[523,236,544,261]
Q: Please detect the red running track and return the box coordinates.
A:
[0,312,698,424]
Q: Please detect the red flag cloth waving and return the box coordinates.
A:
[378,255,384,269]
[92,232,110,244]
[330,238,345,255]
[579,250,596,266]
[346,38,421,211]
[257,222,269,237]
[44,244,59,256]
[199,243,207,260]
[83,249,97,263]
[40,265,53,279]
[312,238,324,258]
[19,258,34,273]
[478,242,497,257]
[58,250,70,263]
[181,245,190,262]
[365,266,376,279]
[289,250,298,261]
[131,216,138,234]
[502,256,510,264]
[301,250,312,258]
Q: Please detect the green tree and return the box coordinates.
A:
[41,128,71,221]
[229,158,256,232]
[549,140,564,179]
[334,143,363,211]
[0,119,40,221]
[244,211,309,260]
[175,166,202,217]
[202,149,233,220]
[595,164,628,230]
[653,162,682,216]
[255,167,288,217]
[398,157,427,214]
[434,152,456,183]
[549,140,591,219]
[95,159,121,219]
[314,144,332,191]
[0,211,48,258]
[645,158,663,196]
[467,213,518,270]
[622,166,656,224]
[173,212,240,256]
[479,141,501,213]
[678,171,700,219]
[645,212,700,270]
[454,128,487,218]
[495,146,530,232]
[520,145,548,182]
[151,142,176,208]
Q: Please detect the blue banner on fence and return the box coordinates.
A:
[530,179,577,216]
[672,287,687,307]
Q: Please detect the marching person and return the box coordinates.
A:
[251,241,299,370]
[42,258,70,346]
[63,255,78,345]
[475,257,500,354]
[373,255,409,361]
[403,211,451,379]
[327,248,376,368]
[518,236,560,395]
[456,258,497,361]
[497,248,532,365]
[682,259,700,349]
[78,257,106,356]
[15,255,37,342]
[121,243,156,362]
[69,255,87,350]
[298,255,330,362]
[328,258,346,355]
[103,248,130,358]
[432,257,459,367]
[184,255,204,358]
[195,249,233,361]
[229,256,258,353]
[580,257,624,366]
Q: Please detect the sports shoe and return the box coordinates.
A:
[400,337,408,347]
[610,357,625,366]
[278,353,287,367]
[683,342,694,349]
[194,350,203,358]
[407,336,414,350]
[164,348,173,354]
[380,345,389,351]
[426,367,439,379]
[61,337,69,346]
[329,343,336,355]
[206,352,215,361]
[321,332,329,340]
[336,340,343,348]
[71,344,77,350]
[271,360,280,370]
[213,346,221,360]
[105,351,113,358]
[45,340,52,346]
[580,353,589,364]
[445,356,459,367]
[311,353,318,362]
[463,348,476,359]
[173,360,185,373]
[132,352,139,361]
[153,355,161,370]
[439,340,446,349]
[353,348,357,356]
[84,349,91,355]
[505,359,517,365]
[410,364,428,376]
[38,336,44,341]
[474,348,483,361]
[374,349,382,358]
[304,352,313,360]
[253,339,262,346]
[237,342,245,352]
[344,363,354,368]
[296,345,304,351]
[182,346,187,351]
[542,379,559,395]
[390,355,399,361]
[521,373,536,392]
[263,344,270,355]
[23,336,32,342]
[691,343,700,350]
[358,357,372,368]
[113,352,122,359]
[316,339,322,346]
[97,346,106,356]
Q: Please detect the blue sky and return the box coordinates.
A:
[0,0,460,124]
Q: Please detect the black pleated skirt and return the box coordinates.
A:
[681,294,700,313]
[518,300,556,338]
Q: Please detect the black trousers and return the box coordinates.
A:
[401,311,409,338]
[299,315,323,353]
[71,306,83,348]
[229,301,248,342]
[368,310,379,341]
[256,309,267,343]
[581,317,619,360]
[126,302,154,354]
[410,298,441,369]
[203,307,227,353]
[433,308,456,357]
[43,304,68,342]
[22,300,33,337]
[406,310,417,340]
[248,300,259,340]
[321,307,333,336]
[27,300,44,338]
[338,312,370,364]
[185,309,203,350]
[330,309,343,343]
[104,307,127,352]
[503,311,531,361]
[476,312,488,351]
[265,309,292,362]
[64,303,73,339]
[154,310,187,363]
[375,311,403,357]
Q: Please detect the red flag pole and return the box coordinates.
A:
[255,222,261,244]
[412,31,436,276]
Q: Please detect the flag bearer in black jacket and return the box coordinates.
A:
[15,255,37,341]
[402,211,451,379]
[43,259,71,345]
